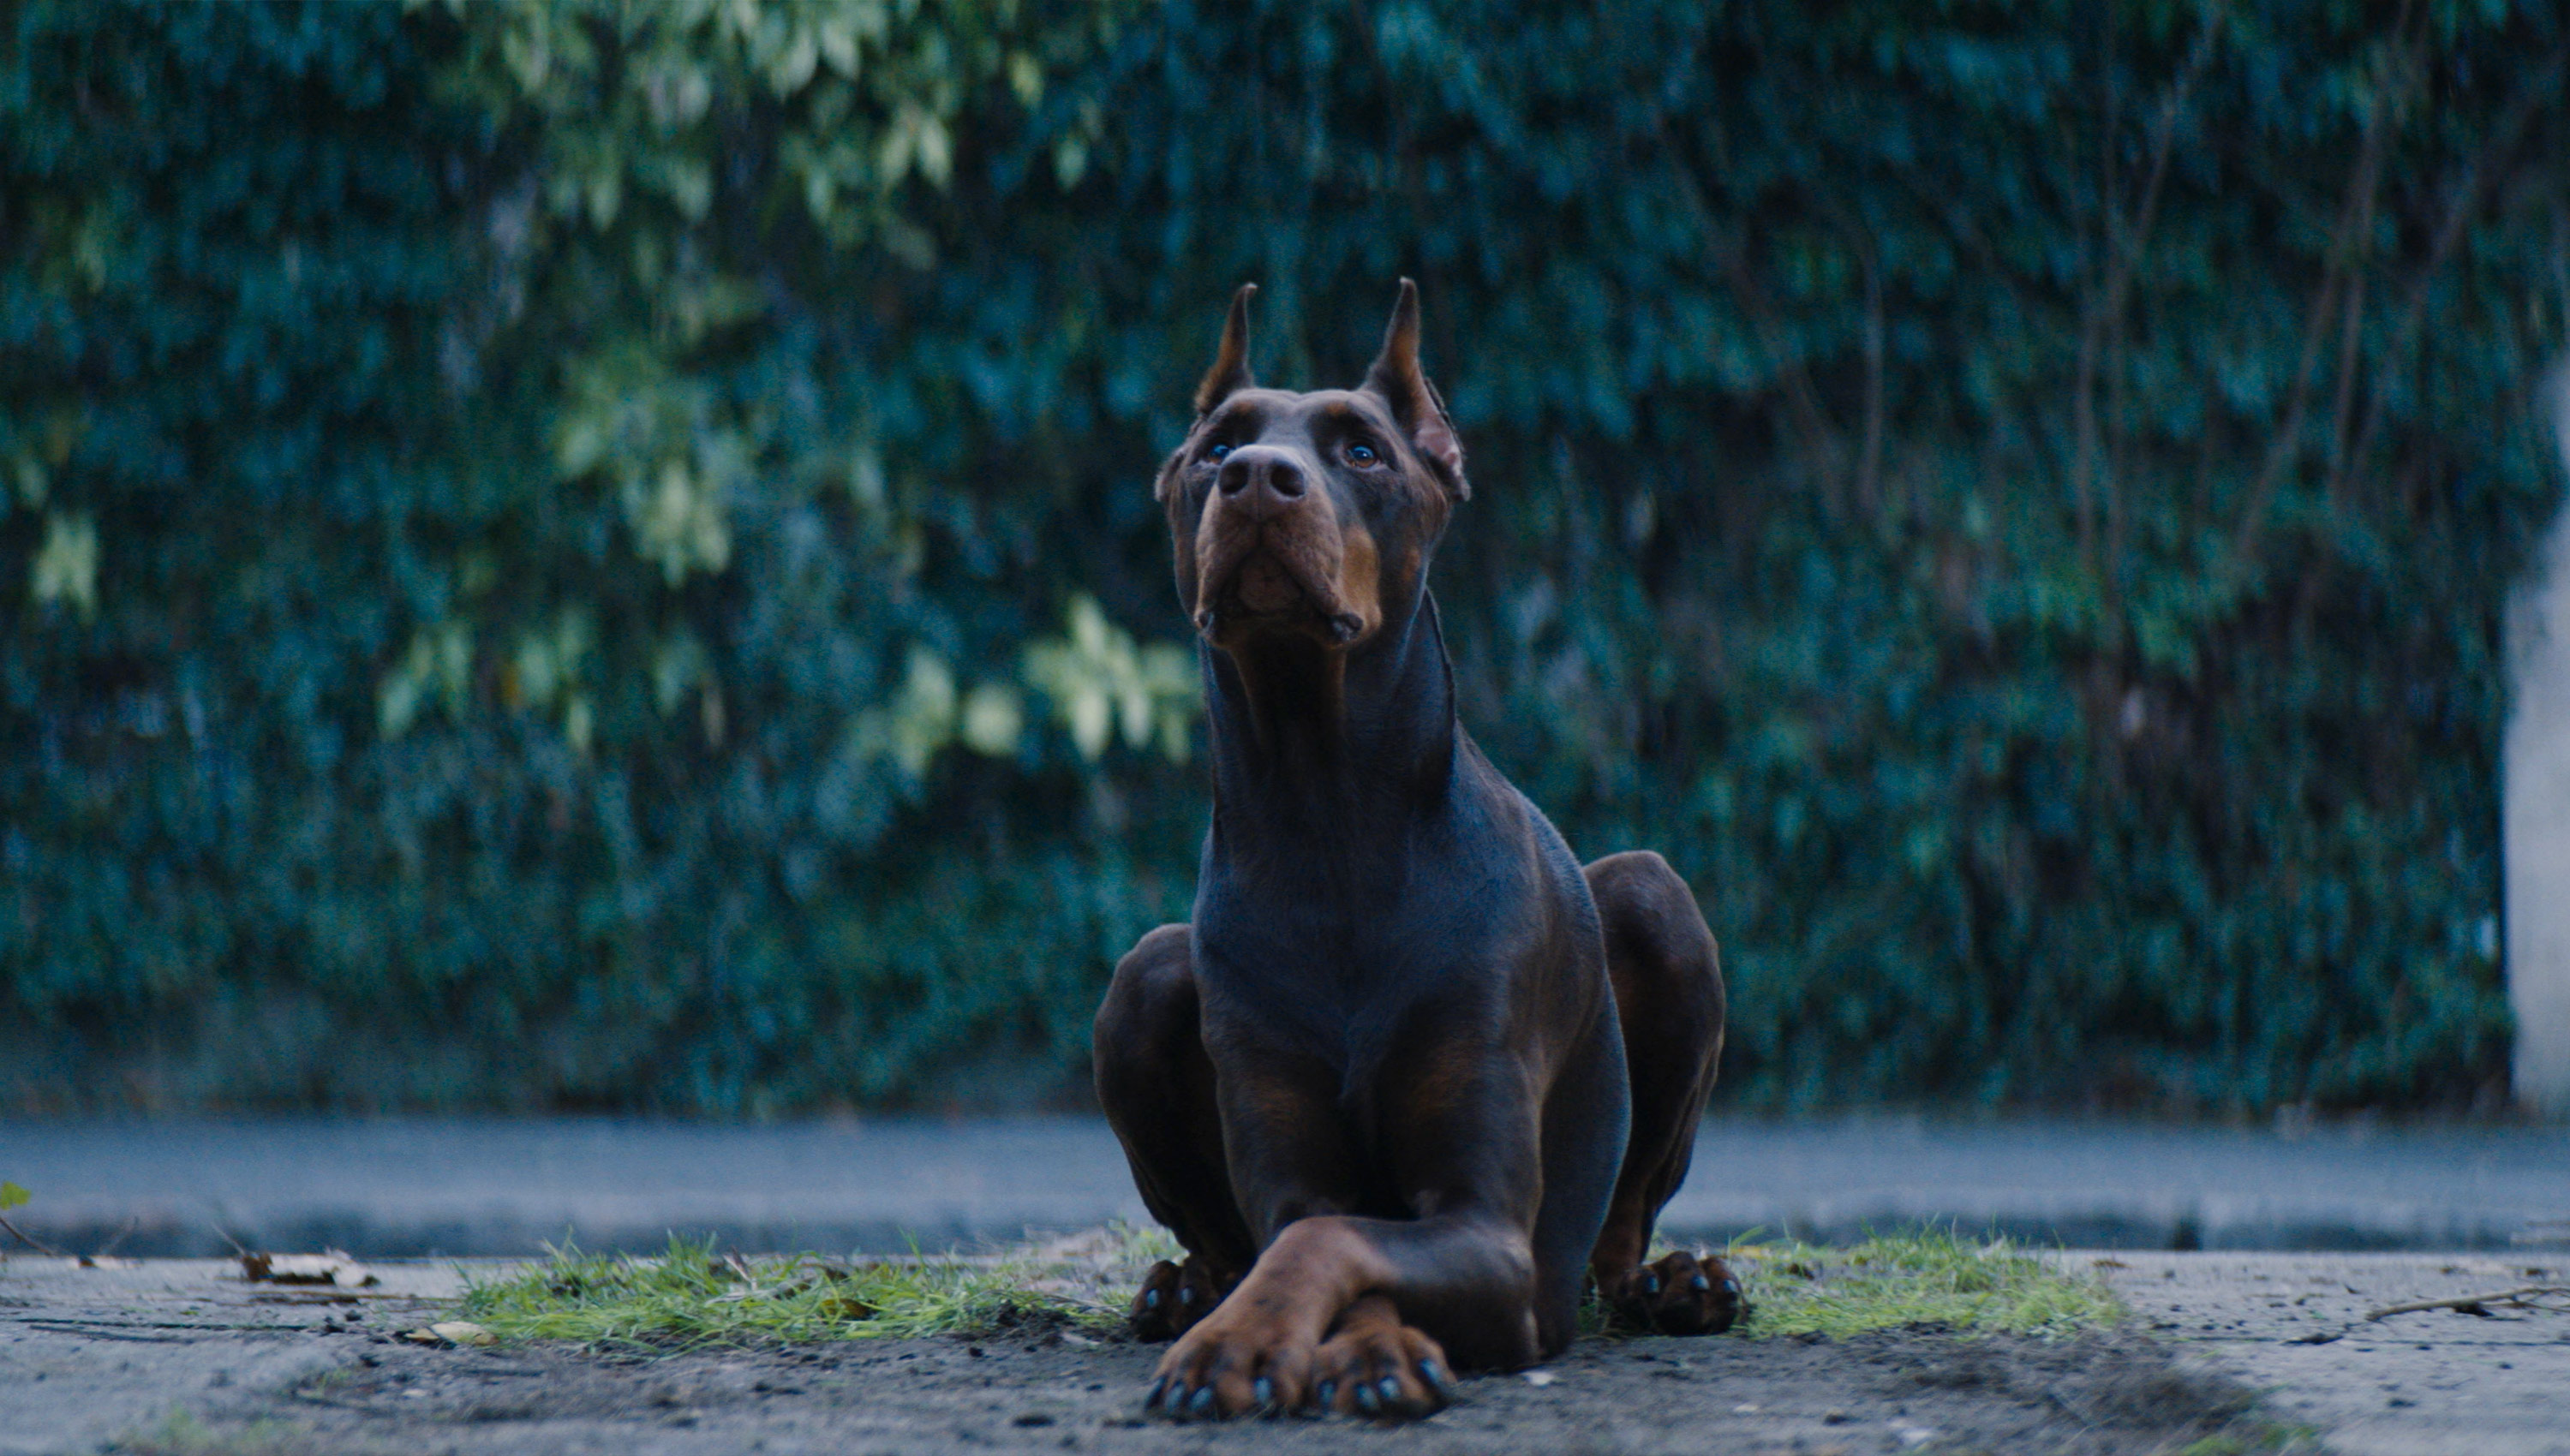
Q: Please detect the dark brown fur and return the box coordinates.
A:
[1094,283,1734,1421]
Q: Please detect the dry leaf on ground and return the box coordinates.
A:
[237,1250,379,1288]
[407,1321,499,1346]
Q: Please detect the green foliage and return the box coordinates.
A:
[1723,1231,2125,1340]
[457,1227,1170,1346]
[3,0,2561,1112]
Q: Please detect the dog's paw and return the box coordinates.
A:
[1609,1249,1742,1335]
[1128,1257,1230,1343]
[1142,1307,1314,1421]
[1306,1317,1450,1421]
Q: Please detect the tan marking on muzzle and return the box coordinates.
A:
[1191,485,1375,646]
[1332,521,1382,642]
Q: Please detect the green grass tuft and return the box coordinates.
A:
[457,1223,1180,1350]
[104,1410,351,1456]
[2167,1424,2328,1456]
[1716,1227,2125,1340]
[454,1223,2119,1351]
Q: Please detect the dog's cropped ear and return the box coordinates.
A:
[1192,283,1258,417]
[1361,278,1467,498]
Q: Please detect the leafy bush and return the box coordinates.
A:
[3,0,2561,1113]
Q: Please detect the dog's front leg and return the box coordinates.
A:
[1145,1208,1534,1419]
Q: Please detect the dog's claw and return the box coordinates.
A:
[1419,1358,1449,1393]
[1377,1376,1401,1405]
[1316,1379,1337,1411]
[1189,1386,1215,1417]
[1145,1377,1167,1411]
[1693,1273,1712,1292]
[1354,1381,1381,1414]
[1253,1376,1275,1411]
[1177,1285,1195,1307]
[1143,1287,1161,1310]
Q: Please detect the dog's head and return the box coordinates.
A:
[1156,280,1467,654]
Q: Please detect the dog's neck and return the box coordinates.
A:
[1201,587,1457,851]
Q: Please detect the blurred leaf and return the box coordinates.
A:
[1025,597,1201,763]
[29,512,97,619]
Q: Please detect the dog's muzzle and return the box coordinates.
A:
[1192,447,1364,642]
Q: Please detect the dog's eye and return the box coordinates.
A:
[1207,443,1233,462]
[1347,443,1379,467]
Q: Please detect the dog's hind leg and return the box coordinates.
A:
[1094,923,1257,1340]
[1583,850,1742,1334]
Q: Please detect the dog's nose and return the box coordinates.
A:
[1216,448,1306,509]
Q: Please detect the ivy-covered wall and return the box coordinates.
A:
[4,0,2562,1114]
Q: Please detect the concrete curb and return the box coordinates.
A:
[2,1116,2561,1258]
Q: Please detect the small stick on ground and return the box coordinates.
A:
[2364,1286,2570,1321]
[0,1214,66,1257]
[92,1216,139,1260]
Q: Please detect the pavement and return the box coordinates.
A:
[2098,1250,2570,1456]
[1,1115,2562,1258]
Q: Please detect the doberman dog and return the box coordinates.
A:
[1092,281,1735,1422]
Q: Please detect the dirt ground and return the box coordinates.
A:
[20,1251,2570,1455]
[3,1259,2279,1456]
[104,1324,2267,1456]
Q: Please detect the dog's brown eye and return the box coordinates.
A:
[1348,443,1379,467]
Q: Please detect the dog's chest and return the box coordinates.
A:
[1193,868,1521,1062]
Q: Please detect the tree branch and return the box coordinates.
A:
[2341,45,2567,480]
[1659,128,1845,501]
[2228,26,2411,570]
[2072,2,2226,604]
